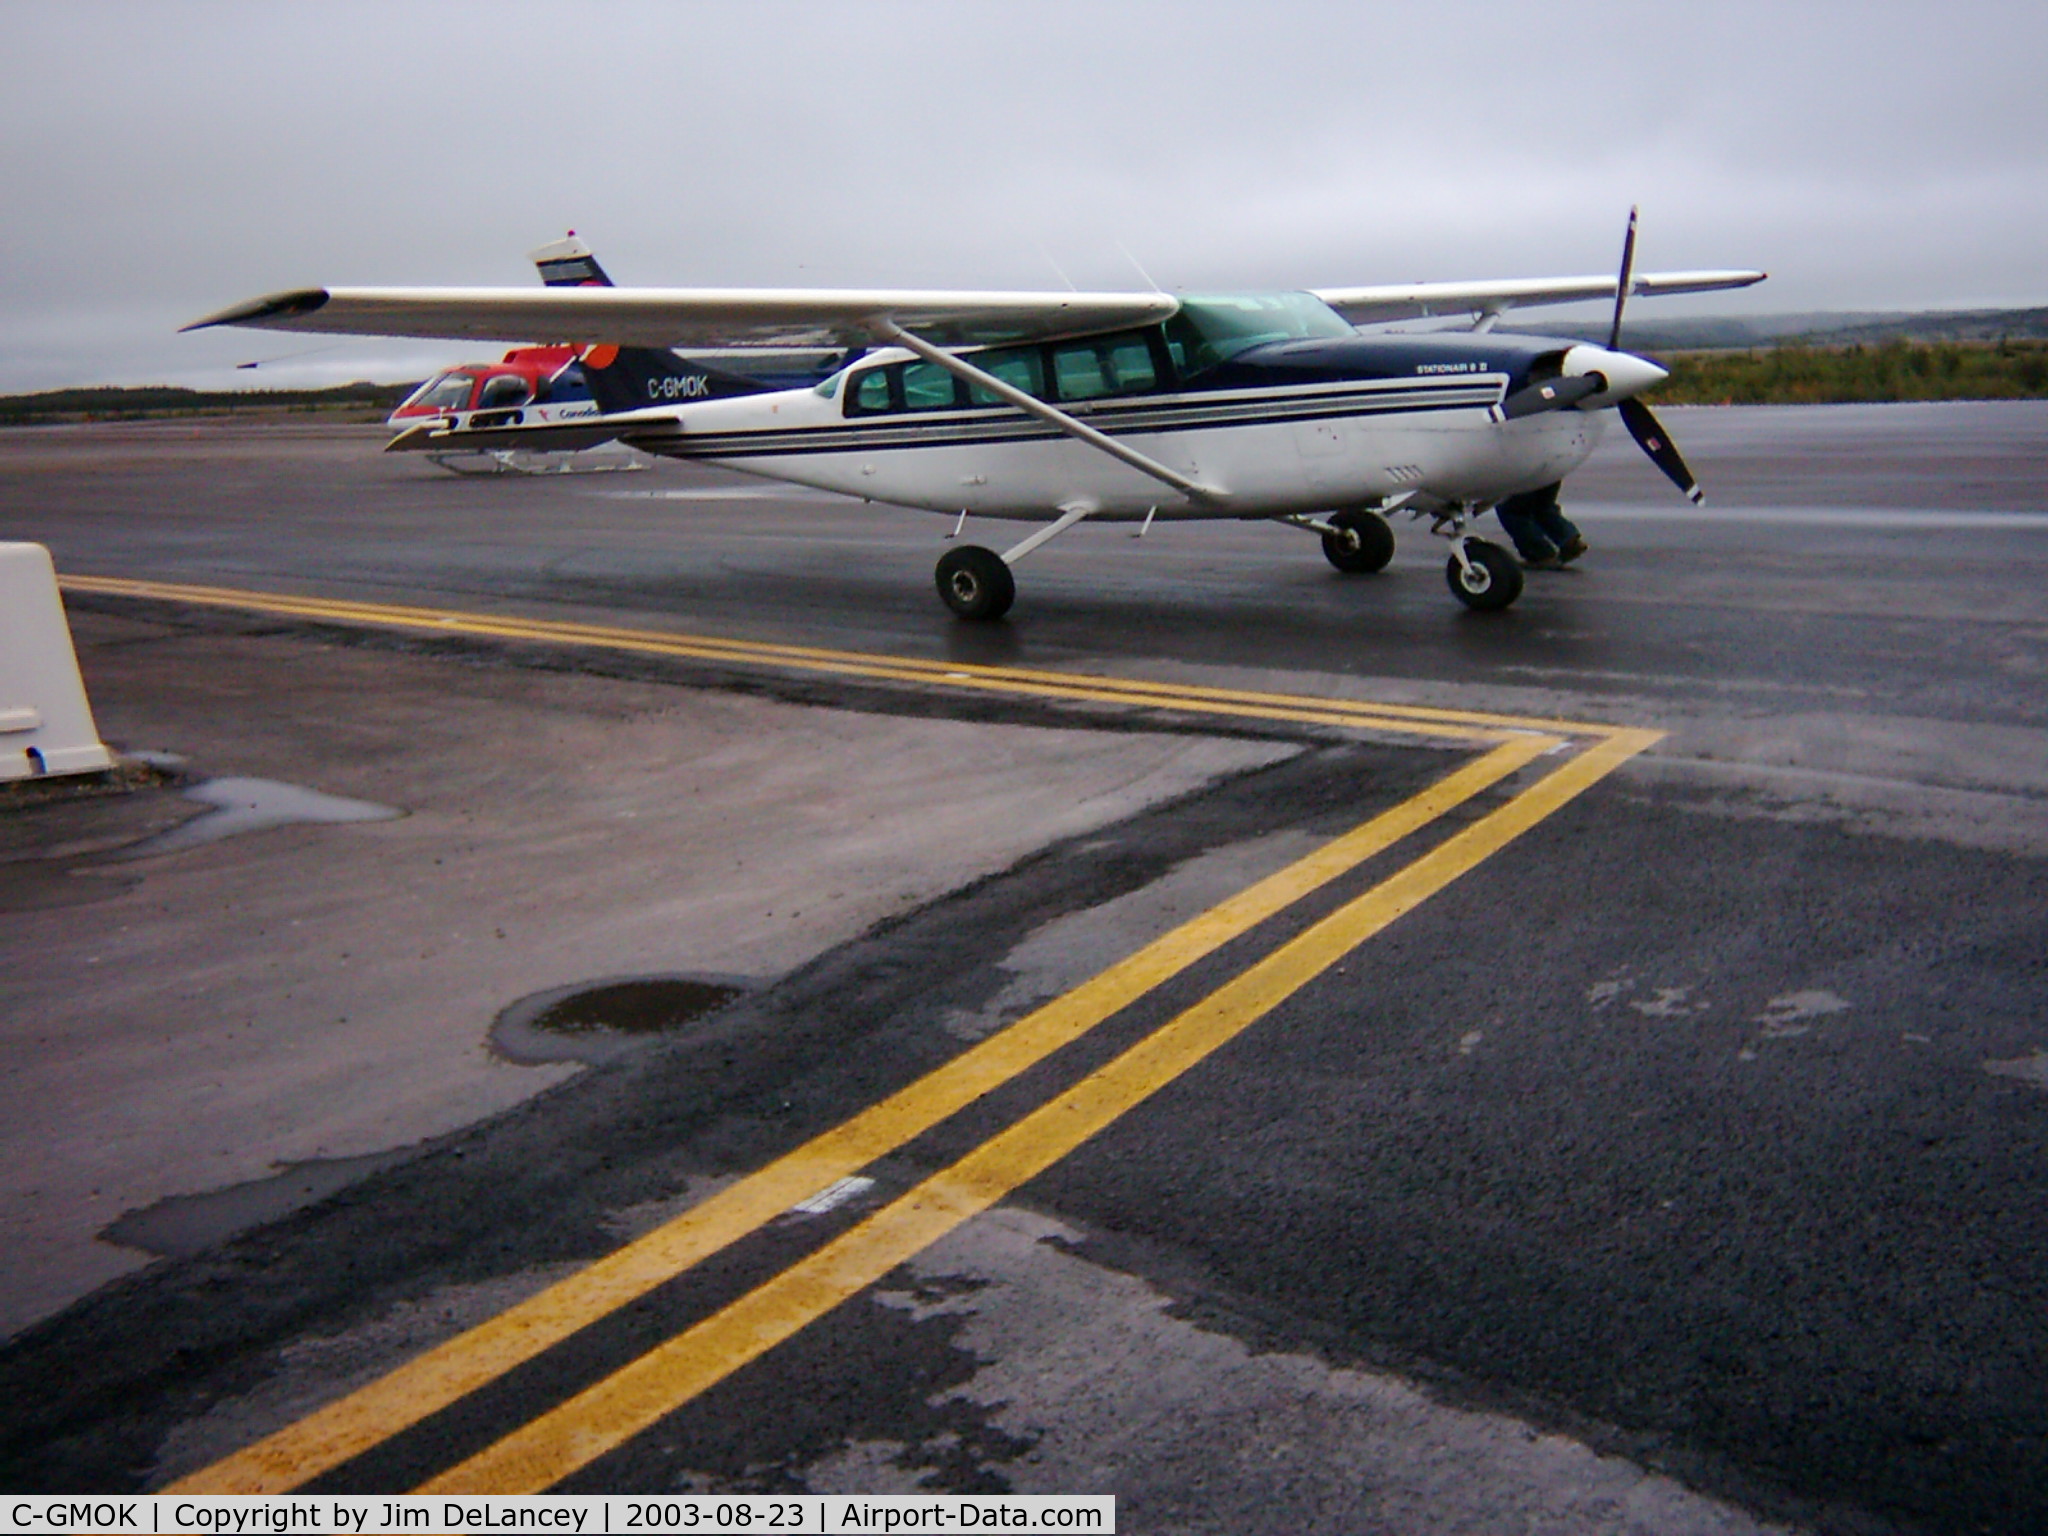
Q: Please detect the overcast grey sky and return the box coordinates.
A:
[5,0,2045,392]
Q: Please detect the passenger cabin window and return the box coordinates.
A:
[900,360,961,410]
[966,347,1045,404]
[1051,337,1160,401]
[843,327,1167,418]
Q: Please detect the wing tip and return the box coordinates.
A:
[180,288,332,333]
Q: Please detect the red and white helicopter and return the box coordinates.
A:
[385,342,614,474]
[191,215,1762,616]
[383,236,829,474]
[388,342,593,432]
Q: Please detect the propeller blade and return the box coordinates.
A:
[1607,206,1639,351]
[1494,372,1605,421]
[1618,396,1703,504]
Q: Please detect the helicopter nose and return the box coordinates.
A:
[1563,344,1668,406]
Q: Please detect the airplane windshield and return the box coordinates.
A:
[1171,292,1354,367]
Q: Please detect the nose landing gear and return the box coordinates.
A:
[1443,537,1523,611]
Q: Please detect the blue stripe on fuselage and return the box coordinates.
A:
[629,330,1578,462]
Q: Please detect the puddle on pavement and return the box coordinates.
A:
[491,975,750,1066]
[101,1148,415,1258]
[118,776,402,857]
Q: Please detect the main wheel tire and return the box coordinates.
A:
[1444,539,1524,611]
[1320,511,1395,574]
[935,545,1016,620]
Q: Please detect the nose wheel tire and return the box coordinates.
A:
[1320,510,1396,574]
[935,545,1016,620]
[1444,539,1524,611]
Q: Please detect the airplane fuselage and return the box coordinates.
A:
[622,321,1618,523]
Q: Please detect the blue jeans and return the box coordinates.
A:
[1495,482,1582,562]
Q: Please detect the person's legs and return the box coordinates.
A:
[1516,482,1588,565]
[1494,487,1561,566]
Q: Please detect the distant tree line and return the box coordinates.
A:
[0,381,412,426]
[6,339,2048,422]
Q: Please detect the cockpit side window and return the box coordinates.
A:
[542,364,591,403]
[1050,342,1112,402]
[1104,338,1160,392]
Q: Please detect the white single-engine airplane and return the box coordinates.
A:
[188,215,1762,617]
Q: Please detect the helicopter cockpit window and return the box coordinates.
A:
[476,375,533,410]
[410,373,477,411]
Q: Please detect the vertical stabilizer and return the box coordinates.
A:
[529,232,614,288]
[529,233,770,408]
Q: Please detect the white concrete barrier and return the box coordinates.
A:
[0,543,114,781]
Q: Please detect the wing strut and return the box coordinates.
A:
[870,320,1229,506]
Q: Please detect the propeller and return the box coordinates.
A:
[1487,209,1709,504]
[1607,206,1705,505]
[1608,206,1639,351]
[1618,396,1703,504]
[1495,372,1605,421]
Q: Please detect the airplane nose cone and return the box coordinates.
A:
[1563,344,1668,406]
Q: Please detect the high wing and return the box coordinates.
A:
[183,287,1180,350]
[1313,269,1766,326]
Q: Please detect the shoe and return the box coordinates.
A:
[1556,535,1588,565]
[1521,552,1562,570]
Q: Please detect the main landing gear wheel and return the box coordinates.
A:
[935,544,1016,620]
[1444,539,1524,611]
[1320,511,1395,574]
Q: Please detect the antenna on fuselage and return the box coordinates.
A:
[1115,239,1164,295]
[1035,242,1079,293]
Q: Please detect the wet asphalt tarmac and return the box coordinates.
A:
[2,403,2047,1532]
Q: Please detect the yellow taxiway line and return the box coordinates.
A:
[422,728,1661,1492]
[60,575,1624,743]
[88,573,1659,1491]
[170,733,1564,1493]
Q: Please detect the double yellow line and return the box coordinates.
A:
[65,577,1657,1494]
[62,574,1598,743]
